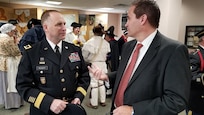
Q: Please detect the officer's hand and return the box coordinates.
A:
[50,99,68,114]
[88,64,109,81]
[71,98,81,104]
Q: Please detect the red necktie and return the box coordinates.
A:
[115,43,143,107]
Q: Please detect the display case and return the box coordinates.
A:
[185,25,204,48]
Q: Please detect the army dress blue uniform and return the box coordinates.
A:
[16,39,90,115]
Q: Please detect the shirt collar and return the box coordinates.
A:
[139,29,157,48]
[46,38,62,53]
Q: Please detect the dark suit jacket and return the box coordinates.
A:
[109,31,191,115]
[16,39,90,115]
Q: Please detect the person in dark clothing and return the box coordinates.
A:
[104,26,119,97]
[118,30,128,58]
[27,18,41,29]
[104,26,119,72]
[189,29,204,115]
[18,18,45,53]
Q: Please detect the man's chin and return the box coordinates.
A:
[61,37,65,40]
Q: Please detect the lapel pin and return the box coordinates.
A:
[44,47,48,50]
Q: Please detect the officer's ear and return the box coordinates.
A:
[42,24,48,32]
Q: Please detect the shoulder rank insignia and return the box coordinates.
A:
[24,44,32,50]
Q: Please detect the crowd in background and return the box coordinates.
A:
[0,1,204,114]
[0,15,128,111]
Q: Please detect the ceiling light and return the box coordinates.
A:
[100,7,114,10]
[46,1,62,5]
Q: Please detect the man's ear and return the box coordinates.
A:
[140,14,147,25]
[42,24,48,32]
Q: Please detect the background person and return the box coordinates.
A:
[26,18,41,29]
[16,10,90,115]
[0,23,23,109]
[189,29,204,115]
[64,22,86,47]
[8,19,22,44]
[104,26,119,97]
[18,18,45,53]
[88,0,191,115]
[82,25,110,109]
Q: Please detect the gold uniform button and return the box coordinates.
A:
[61,78,65,82]
[40,71,43,74]
[63,88,66,91]
[60,69,63,73]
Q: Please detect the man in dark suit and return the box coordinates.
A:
[16,10,90,115]
[189,30,204,115]
[88,0,191,115]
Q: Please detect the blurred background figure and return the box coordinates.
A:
[118,30,128,58]
[104,26,119,72]
[104,25,119,97]
[0,23,23,109]
[26,18,41,29]
[82,25,110,109]
[18,18,45,53]
[65,22,86,47]
[8,19,22,44]
[189,29,204,115]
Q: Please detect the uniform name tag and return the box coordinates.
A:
[36,66,48,71]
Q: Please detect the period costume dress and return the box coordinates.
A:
[0,33,23,109]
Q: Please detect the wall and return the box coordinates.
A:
[107,13,122,38]
[157,0,182,41]
[179,0,204,43]
[157,0,204,44]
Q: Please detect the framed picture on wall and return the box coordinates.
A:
[185,25,204,48]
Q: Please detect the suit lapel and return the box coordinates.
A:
[128,32,161,86]
[113,40,137,96]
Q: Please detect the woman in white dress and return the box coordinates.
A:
[0,23,23,109]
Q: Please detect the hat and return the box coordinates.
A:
[98,23,104,30]
[0,22,6,27]
[8,19,18,25]
[71,22,82,28]
[60,104,86,115]
[105,26,116,37]
[93,25,104,35]
[195,29,204,39]
[27,18,41,29]
[0,23,16,34]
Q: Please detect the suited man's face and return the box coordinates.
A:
[125,6,146,41]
